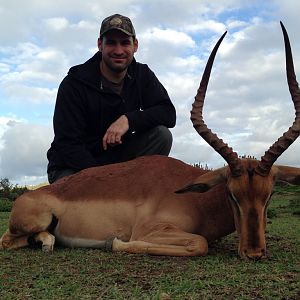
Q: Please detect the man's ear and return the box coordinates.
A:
[98,38,103,52]
[133,38,138,52]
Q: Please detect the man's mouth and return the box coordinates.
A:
[112,57,127,62]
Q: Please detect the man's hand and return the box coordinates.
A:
[103,115,129,150]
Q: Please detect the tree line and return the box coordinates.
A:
[0,178,28,201]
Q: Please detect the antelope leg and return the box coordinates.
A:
[0,229,29,250]
[112,224,208,256]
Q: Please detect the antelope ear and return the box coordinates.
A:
[175,166,228,194]
[274,165,300,185]
[175,183,210,194]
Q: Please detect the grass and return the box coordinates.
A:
[0,185,299,299]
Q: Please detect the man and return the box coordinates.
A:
[47,14,176,183]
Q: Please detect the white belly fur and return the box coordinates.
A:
[53,223,108,249]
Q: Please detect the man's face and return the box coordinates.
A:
[98,30,138,74]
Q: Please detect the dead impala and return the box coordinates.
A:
[1,22,299,259]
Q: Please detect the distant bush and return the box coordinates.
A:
[0,198,13,212]
[273,183,300,216]
[267,208,278,219]
[274,182,300,194]
[0,178,28,201]
[193,163,212,170]
[289,198,300,216]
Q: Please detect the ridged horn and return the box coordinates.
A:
[255,22,300,176]
[191,31,243,177]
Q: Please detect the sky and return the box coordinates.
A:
[0,0,299,186]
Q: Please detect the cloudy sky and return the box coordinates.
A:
[0,0,299,185]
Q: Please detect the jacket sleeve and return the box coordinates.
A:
[51,77,99,170]
[125,65,176,133]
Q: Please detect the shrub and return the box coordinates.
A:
[267,208,278,219]
[289,198,300,215]
[0,198,13,212]
[0,178,28,201]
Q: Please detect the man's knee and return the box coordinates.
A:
[148,126,173,155]
[48,168,77,184]
[118,126,173,161]
[151,126,172,147]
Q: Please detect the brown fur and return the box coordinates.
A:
[1,155,299,259]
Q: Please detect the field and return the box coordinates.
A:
[0,185,299,299]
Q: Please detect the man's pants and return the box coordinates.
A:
[48,126,172,184]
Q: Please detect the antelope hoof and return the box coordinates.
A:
[41,236,55,253]
[42,244,54,253]
[104,237,117,252]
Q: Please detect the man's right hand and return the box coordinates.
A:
[102,115,129,150]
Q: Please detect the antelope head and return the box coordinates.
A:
[177,22,300,259]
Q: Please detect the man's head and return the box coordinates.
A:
[99,14,136,39]
[98,14,138,75]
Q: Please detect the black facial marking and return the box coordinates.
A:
[247,208,259,248]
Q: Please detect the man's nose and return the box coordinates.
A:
[113,43,124,54]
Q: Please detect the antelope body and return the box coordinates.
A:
[1,22,300,259]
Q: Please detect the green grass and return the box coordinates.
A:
[0,185,299,299]
[0,198,13,212]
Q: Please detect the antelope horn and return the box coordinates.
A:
[191,31,243,177]
[255,22,300,176]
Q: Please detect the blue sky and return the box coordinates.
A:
[0,0,299,185]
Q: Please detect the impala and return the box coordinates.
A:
[1,22,299,259]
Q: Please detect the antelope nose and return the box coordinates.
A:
[242,248,267,260]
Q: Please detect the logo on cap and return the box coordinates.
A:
[109,17,123,26]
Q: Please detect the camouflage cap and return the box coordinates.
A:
[100,14,136,38]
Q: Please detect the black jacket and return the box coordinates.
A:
[47,52,176,172]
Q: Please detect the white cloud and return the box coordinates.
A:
[0,0,299,184]
[0,122,53,184]
[142,28,195,47]
[3,84,57,105]
[226,19,248,30]
[0,62,10,73]
[185,19,226,34]
[0,42,67,105]
[45,17,69,31]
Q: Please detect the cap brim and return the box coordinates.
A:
[100,27,135,37]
